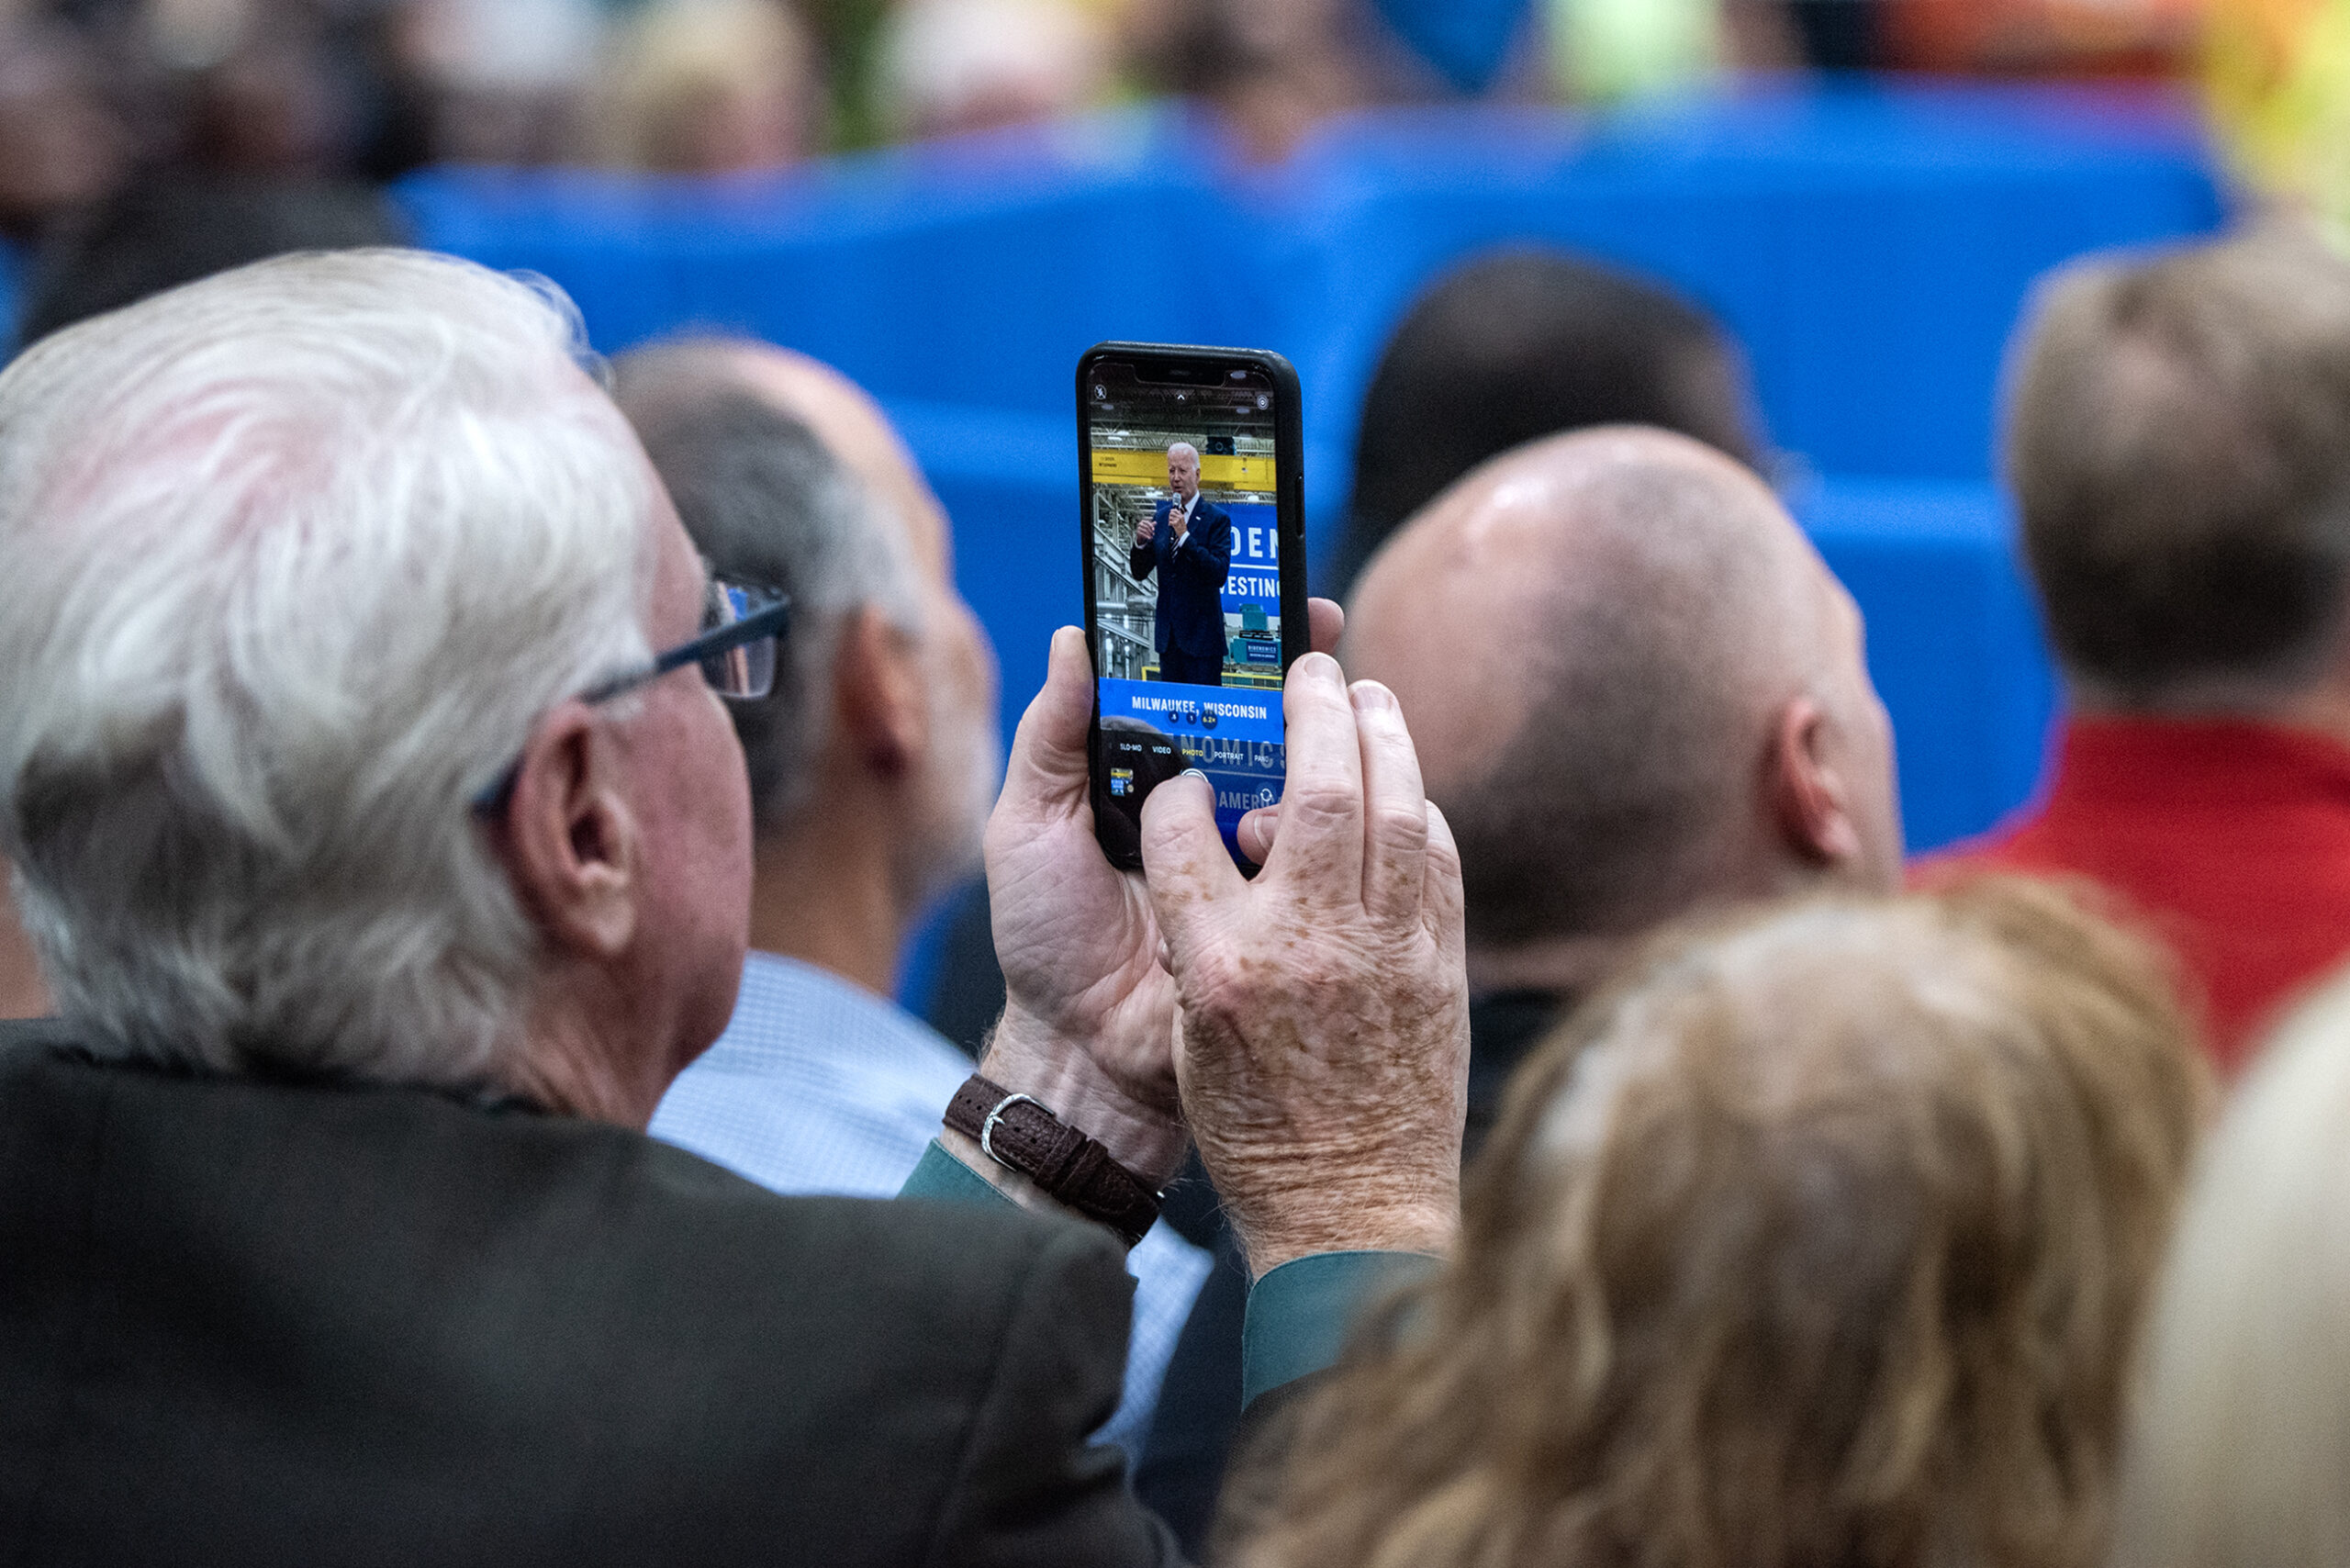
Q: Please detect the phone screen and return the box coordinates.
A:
[1084,353,1297,867]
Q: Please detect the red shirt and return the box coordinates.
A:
[1934,716,2350,1078]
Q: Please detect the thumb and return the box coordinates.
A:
[1235,803,1279,867]
[1141,769,1246,964]
[999,626,1092,814]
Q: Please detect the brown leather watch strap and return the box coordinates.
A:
[944,1073,1162,1248]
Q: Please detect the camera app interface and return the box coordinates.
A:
[1089,361,1284,862]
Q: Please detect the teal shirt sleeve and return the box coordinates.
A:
[1240,1249,1439,1407]
[899,1137,1012,1204]
[900,1139,1438,1408]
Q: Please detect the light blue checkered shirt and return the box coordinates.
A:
[651,951,1212,1455]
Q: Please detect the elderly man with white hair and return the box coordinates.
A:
[0,250,1471,1565]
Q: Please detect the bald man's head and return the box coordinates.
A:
[610,338,999,914]
[1344,428,1899,967]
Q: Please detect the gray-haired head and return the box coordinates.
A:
[1166,440,1202,500]
[611,338,923,832]
[2009,224,2350,707]
[0,249,658,1085]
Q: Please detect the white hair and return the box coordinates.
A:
[1167,441,1199,462]
[0,249,656,1087]
[2109,967,2350,1568]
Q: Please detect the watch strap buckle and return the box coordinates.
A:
[943,1073,1162,1248]
[978,1092,1044,1166]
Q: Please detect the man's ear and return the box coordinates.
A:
[1767,697,1864,868]
[493,701,641,958]
[834,604,926,780]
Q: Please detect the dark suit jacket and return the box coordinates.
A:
[0,1020,1180,1568]
[1128,498,1232,661]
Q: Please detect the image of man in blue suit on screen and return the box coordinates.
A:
[1129,440,1233,686]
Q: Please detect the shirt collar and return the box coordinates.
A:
[706,949,958,1075]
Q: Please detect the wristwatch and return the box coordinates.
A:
[945,1074,1163,1247]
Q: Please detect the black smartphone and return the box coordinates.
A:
[1079,341,1308,872]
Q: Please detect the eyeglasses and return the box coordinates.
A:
[473,574,791,815]
[587,575,791,705]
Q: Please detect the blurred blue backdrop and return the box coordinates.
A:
[396,78,2227,860]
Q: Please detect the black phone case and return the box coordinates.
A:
[1077,341,1308,872]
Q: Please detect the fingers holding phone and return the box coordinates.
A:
[978,624,1188,1186]
[972,588,1348,1192]
[1139,652,1471,1277]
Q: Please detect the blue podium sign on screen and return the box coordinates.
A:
[1221,503,1281,605]
[1221,500,1283,658]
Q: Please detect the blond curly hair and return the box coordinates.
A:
[1229,878,2208,1568]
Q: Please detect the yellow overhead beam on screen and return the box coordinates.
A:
[1091,450,1278,488]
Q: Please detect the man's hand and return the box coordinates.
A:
[981,626,1185,1187]
[1135,511,1156,547]
[1140,655,1470,1275]
[1168,500,1189,542]
[976,599,1348,1196]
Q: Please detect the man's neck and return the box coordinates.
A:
[2278,682,2350,751]
[508,998,677,1128]
[2074,673,2350,754]
[748,821,906,1001]
[0,889,50,1020]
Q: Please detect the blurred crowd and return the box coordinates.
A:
[15,4,2350,1568]
[0,0,2231,241]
